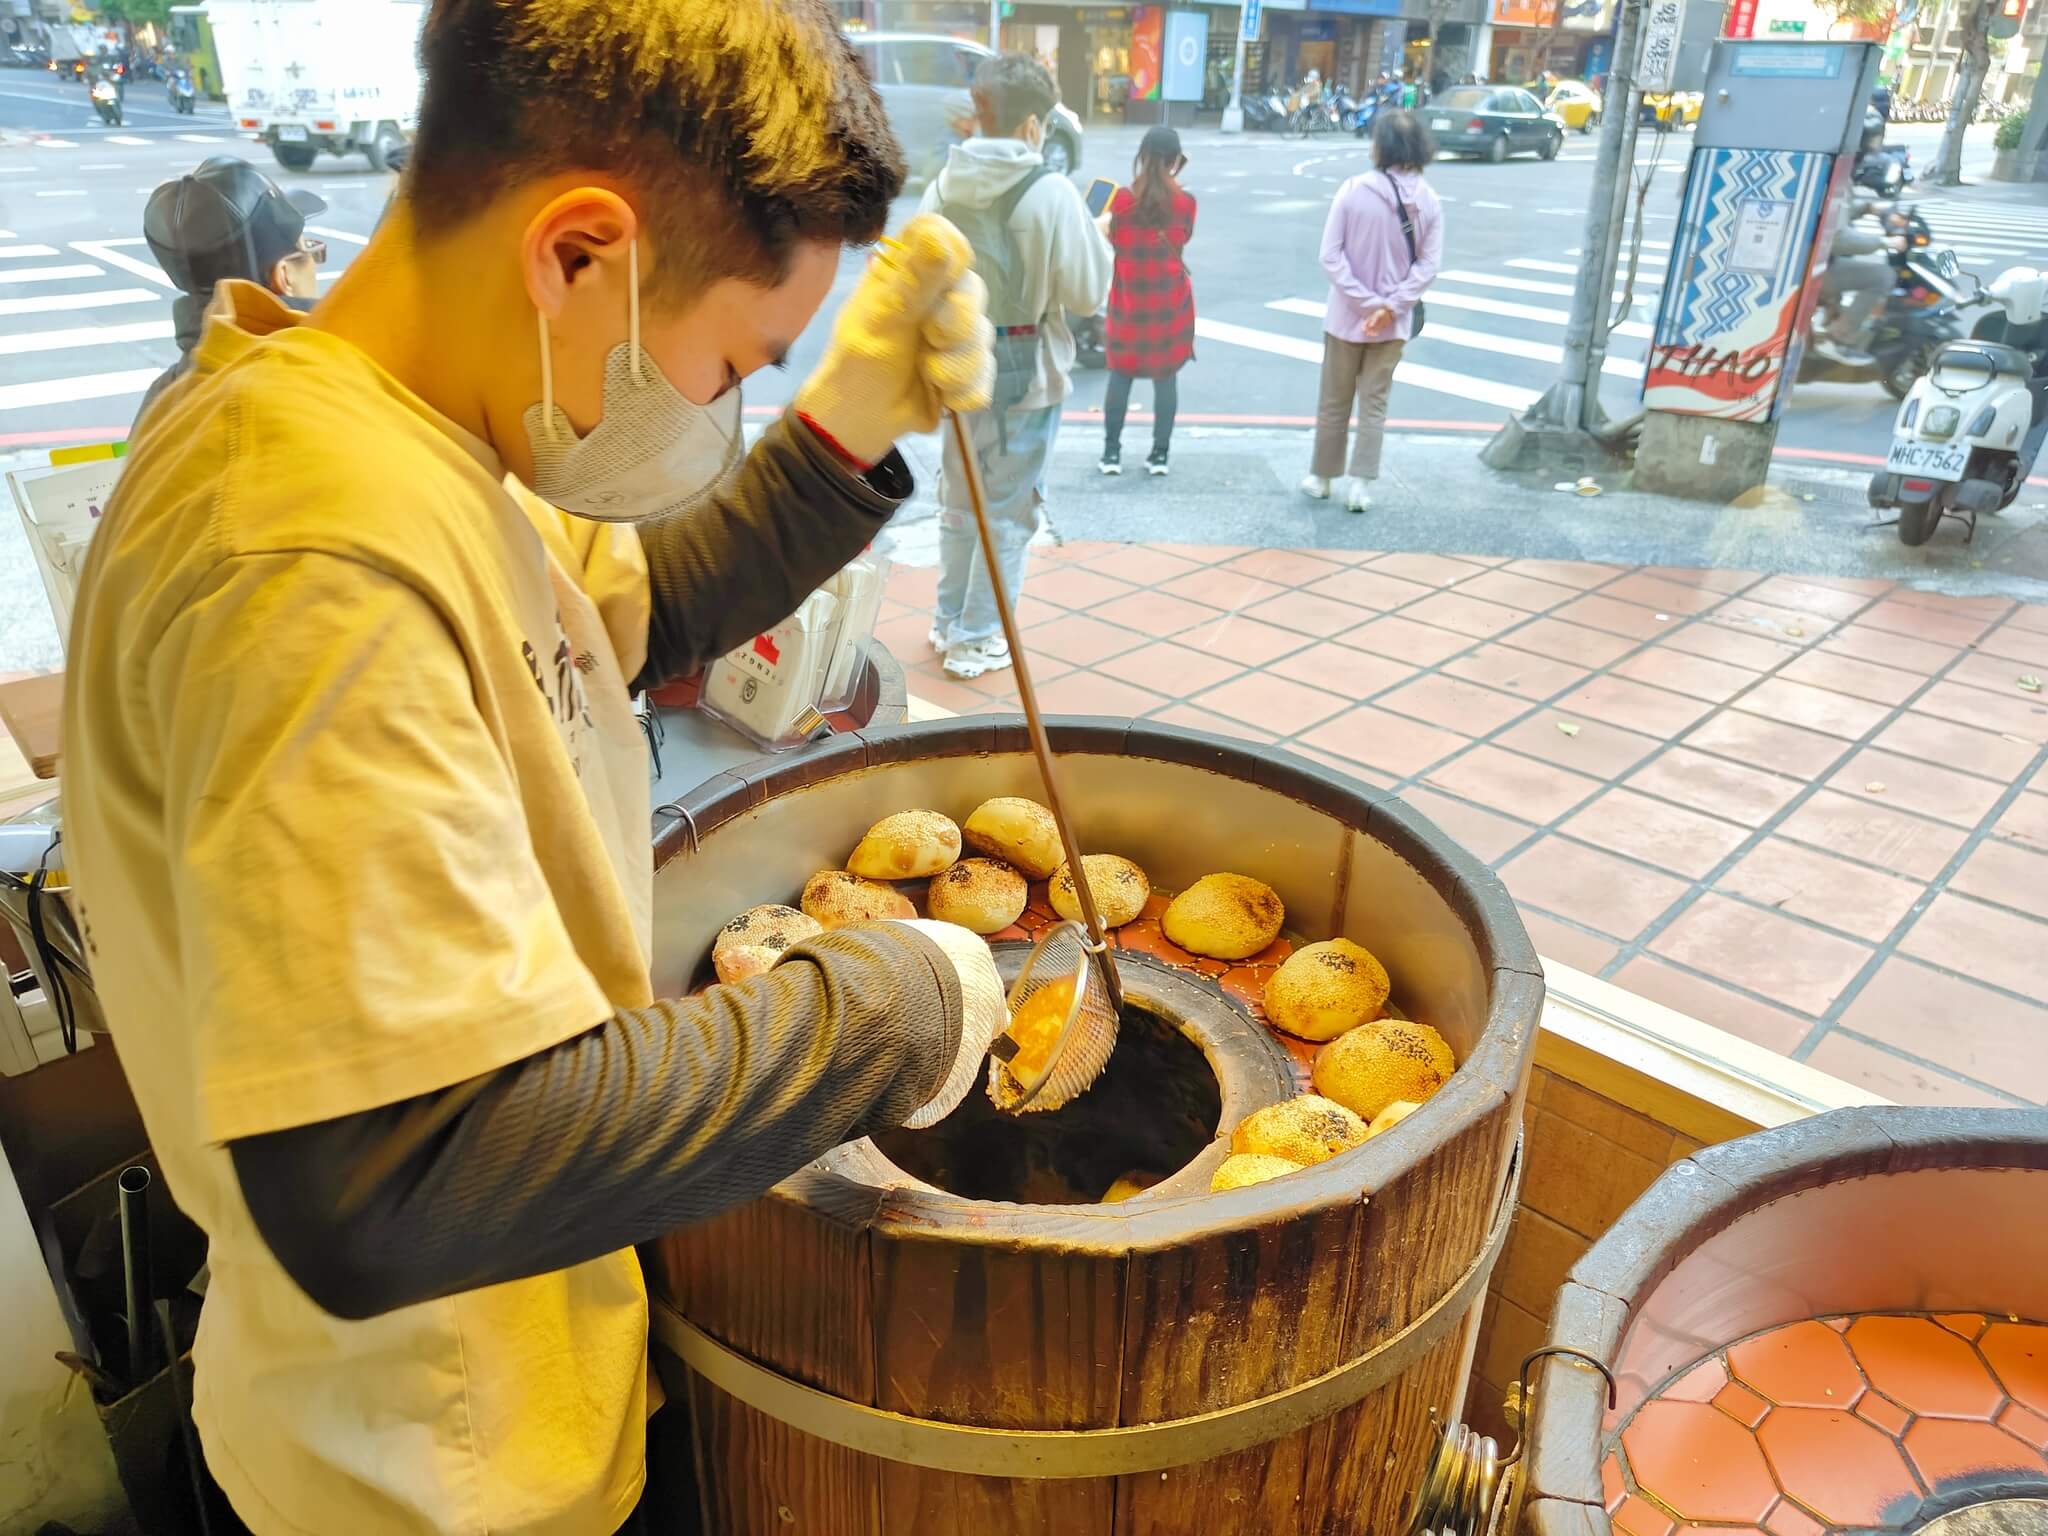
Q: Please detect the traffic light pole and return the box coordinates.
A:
[1223,0,1257,133]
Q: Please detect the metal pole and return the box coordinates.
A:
[990,0,1000,48]
[1224,18,1249,132]
[1580,84,1647,428]
[119,1164,156,1386]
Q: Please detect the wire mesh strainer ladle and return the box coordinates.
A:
[945,408,1124,1114]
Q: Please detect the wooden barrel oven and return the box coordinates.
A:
[646,719,1542,1534]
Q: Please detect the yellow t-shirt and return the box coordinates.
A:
[64,283,658,1536]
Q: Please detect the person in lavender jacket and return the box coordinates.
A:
[1303,110,1443,514]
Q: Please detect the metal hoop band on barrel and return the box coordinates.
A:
[651,1141,1522,1480]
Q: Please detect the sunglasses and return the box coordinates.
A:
[297,237,328,266]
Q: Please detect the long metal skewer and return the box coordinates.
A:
[947,409,1124,1014]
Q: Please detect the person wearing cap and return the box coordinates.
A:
[63,2,1001,1533]
[136,157,327,425]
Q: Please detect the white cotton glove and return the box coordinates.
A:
[794,214,996,467]
[889,918,1007,1129]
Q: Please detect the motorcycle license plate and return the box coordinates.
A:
[275,124,308,142]
[1431,116,1453,131]
[1886,439,1969,481]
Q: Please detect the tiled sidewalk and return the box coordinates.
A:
[879,544,2048,1109]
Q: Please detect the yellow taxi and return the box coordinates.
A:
[1542,80,1604,133]
[1640,90,1703,128]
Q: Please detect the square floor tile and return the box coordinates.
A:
[1560,788,1753,879]
[1495,712,1665,779]
[1092,588,1227,640]
[1685,710,1850,781]
[1977,620,2048,667]
[1659,622,1801,673]
[1284,742,1398,788]
[876,610,940,662]
[1819,623,1959,676]
[1298,705,1471,778]
[1267,642,1417,701]
[1335,613,1475,666]
[1301,566,1436,613]
[1608,956,1813,1054]
[1153,541,1250,563]
[1649,894,1874,1018]
[1940,648,2048,698]
[1886,588,2014,618]
[1379,673,1531,736]
[1949,838,2048,922]
[1805,1031,2018,1109]
[1501,557,1618,588]
[1498,837,1692,941]
[1709,598,1839,644]
[1145,703,1281,745]
[1557,675,1715,739]
[1870,710,2039,783]
[903,672,1012,716]
[1898,891,2048,1002]
[1776,789,1968,882]
[1081,544,1202,585]
[1992,791,2048,850]
[1401,590,1528,640]
[1500,616,1640,668]
[1716,837,1927,943]
[1222,548,1349,586]
[1027,566,1139,613]
[1777,649,1923,707]
[1855,598,1998,648]
[1109,641,1246,699]
[1554,593,1680,639]
[1370,551,1490,587]
[1612,648,1760,704]
[1517,910,1622,975]
[1911,679,2048,745]
[1157,565,1287,612]
[1840,956,2048,1104]
[1625,747,1806,828]
[1032,669,1169,717]
[1174,611,1315,667]
[2010,600,2048,635]
[1245,589,1376,639]
[1426,745,1607,824]
[886,565,939,606]
[1455,568,1583,613]
[1733,678,1892,741]
[1396,785,1541,865]
[1193,672,1350,736]
[1598,572,1729,617]
[1642,565,1764,595]
[1825,747,2007,828]
[1034,539,1116,565]
[1443,644,1590,701]
[1025,613,1150,667]
[1743,576,1880,622]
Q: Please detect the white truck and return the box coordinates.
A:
[210,0,425,173]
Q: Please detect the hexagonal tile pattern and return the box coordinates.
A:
[1848,1315,2006,1421]
[1622,1401,1780,1524]
[1981,1322,2048,1419]
[1612,1493,1676,1536]
[1903,1417,2048,1490]
[1733,1319,1867,1410]
[1756,1408,1920,1528]
[1716,1380,1773,1429]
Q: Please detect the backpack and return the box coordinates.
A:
[939,165,1051,423]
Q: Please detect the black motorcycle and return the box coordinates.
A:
[1852,109,1913,196]
[1798,210,1968,399]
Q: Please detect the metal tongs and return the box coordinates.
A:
[945,410,1123,1113]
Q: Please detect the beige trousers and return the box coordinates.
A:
[1312,334,1406,481]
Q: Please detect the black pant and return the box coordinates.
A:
[1102,369,1178,457]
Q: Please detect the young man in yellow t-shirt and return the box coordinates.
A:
[62,2,1006,1533]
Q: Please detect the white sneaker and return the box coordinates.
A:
[1344,478,1373,514]
[943,636,1012,680]
[927,624,947,653]
[1299,474,1331,501]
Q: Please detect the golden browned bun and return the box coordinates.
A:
[925,858,1028,935]
[1163,873,1285,961]
[1210,1153,1304,1193]
[1312,1021,1457,1122]
[1229,1094,1369,1167]
[712,904,823,985]
[846,810,962,880]
[1101,1172,1160,1204]
[800,870,916,929]
[1262,939,1392,1042]
[1049,854,1151,928]
[962,797,1063,881]
[1367,1099,1422,1138]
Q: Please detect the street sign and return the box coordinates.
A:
[1638,0,1687,90]
[1241,0,1261,42]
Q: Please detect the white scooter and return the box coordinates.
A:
[1869,265,2048,546]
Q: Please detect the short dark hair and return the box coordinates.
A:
[407,0,905,302]
[972,53,1058,139]
[1371,110,1436,174]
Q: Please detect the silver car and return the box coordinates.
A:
[846,31,1084,181]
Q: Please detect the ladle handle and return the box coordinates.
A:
[946,410,1124,1013]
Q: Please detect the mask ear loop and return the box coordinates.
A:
[536,309,561,444]
[628,239,646,386]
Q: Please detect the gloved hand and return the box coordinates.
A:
[887,918,1007,1129]
[794,214,996,468]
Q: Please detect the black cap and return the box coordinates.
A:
[142,157,325,296]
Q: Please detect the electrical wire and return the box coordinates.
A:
[1,830,82,1055]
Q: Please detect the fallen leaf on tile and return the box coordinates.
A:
[2020,675,2042,694]
[1867,781,1886,794]
[1786,625,1806,638]
[1557,721,1581,738]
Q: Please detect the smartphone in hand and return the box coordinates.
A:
[1085,178,1117,218]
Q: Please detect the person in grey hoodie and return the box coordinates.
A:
[135,157,326,430]
[918,53,1111,681]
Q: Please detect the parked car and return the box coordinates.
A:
[1640,91,1702,129]
[1543,79,1603,133]
[845,31,1084,181]
[1424,84,1564,162]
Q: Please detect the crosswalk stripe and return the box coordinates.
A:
[176,133,225,143]
[1264,296,1656,363]
[0,319,174,357]
[0,264,107,286]
[34,139,78,150]
[0,368,159,411]
[0,245,62,260]
[70,240,175,288]
[0,288,159,317]
[306,224,370,246]
[1196,316,1539,411]
[1438,267,1660,299]
[108,134,149,146]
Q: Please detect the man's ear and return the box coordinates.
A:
[521,189,640,319]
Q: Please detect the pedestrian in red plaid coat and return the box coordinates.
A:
[1100,124,1196,477]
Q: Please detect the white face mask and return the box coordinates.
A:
[522,241,743,524]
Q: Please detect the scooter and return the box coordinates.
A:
[1798,208,1970,399]
[168,68,195,113]
[90,77,122,127]
[1869,266,2048,545]
[1853,109,1914,196]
